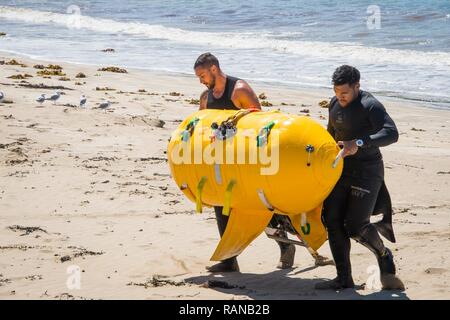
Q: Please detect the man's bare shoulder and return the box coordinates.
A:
[231,79,260,109]
[233,79,254,95]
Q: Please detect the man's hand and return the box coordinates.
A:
[337,140,358,158]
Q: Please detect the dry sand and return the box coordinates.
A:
[0,52,449,300]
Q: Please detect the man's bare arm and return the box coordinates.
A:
[231,80,261,110]
[199,90,208,110]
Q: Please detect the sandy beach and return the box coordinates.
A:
[0,52,449,300]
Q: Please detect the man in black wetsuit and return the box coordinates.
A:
[315,65,405,290]
[194,52,296,272]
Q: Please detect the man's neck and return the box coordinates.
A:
[351,89,361,105]
[213,72,227,95]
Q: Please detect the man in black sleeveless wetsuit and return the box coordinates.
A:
[315,65,405,291]
[194,52,296,272]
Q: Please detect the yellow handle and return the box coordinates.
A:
[222,179,237,216]
[196,176,207,213]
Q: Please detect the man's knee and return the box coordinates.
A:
[322,212,343,232]
[346,222,368,241]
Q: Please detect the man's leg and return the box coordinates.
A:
[205,206,239,272]
[316,177,354,289]
[344,177,404,290]
[268,215,296,269]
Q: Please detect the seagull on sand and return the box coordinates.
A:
[47,91,61,105]
[36,94,46,105]
[80,95,87,108]
[98,100,110,113]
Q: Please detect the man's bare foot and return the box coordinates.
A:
[277,244,295,269]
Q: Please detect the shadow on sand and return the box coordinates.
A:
[185,268,410,300]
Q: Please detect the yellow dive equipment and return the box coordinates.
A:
[168,108,343,262]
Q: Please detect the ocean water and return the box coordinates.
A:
[0,0,449,108]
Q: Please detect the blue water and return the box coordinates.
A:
[1,0,449,108]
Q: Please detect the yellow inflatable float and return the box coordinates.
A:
[167,108,343,263]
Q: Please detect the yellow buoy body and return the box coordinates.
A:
[167,109,342,261]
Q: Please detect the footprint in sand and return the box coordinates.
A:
[170,255,191,273]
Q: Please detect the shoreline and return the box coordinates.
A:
[2,49,448,111]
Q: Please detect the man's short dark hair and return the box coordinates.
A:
[332,65,360,86]
[194,52,220,69]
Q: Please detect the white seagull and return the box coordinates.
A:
[36,94,46,105]
[0,91,4,103]
[47,91,61,105]
[98,100,111,113]
[79,95,87,108]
